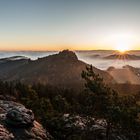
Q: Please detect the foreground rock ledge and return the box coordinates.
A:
[0,100,52,140]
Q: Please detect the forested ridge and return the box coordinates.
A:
[0,66,140,140]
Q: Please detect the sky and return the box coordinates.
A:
[0,0,140,51]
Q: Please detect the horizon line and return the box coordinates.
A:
[0,49,140,52]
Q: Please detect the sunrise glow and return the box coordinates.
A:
[114,40,131,53]
[115,46,130,53]
[0,1,139,51]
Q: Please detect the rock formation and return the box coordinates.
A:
[0,100,52,140]
[47,114,126,140]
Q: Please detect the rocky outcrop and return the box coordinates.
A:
[58,50,78,60]
[47,114,127,140]
[0,100,52,140]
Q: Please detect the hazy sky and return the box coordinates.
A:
[0,0,140,50]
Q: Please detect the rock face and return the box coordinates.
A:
[58,50,78,60]
[0,100,52,140]
[47,114,127,140]
[6,108,34,127]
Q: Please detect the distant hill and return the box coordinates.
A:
[0,56,30,80]
[0,56,29,62]
[107,65,140,85]
[0,50,115,89]
[110,83,140,95]
[104,53,140,60]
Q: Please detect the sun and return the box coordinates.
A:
[117,47,128,53]
[115,42,130,54]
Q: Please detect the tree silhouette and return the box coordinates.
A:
[82,65,140,140]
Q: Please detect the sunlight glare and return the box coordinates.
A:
[115,41,130,53]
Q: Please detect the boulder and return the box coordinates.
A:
[6,108,34,127]
[0,100,52,140]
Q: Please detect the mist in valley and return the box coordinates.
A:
[1,50,140,70]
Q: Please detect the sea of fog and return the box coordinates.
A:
[1,50,140,70]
